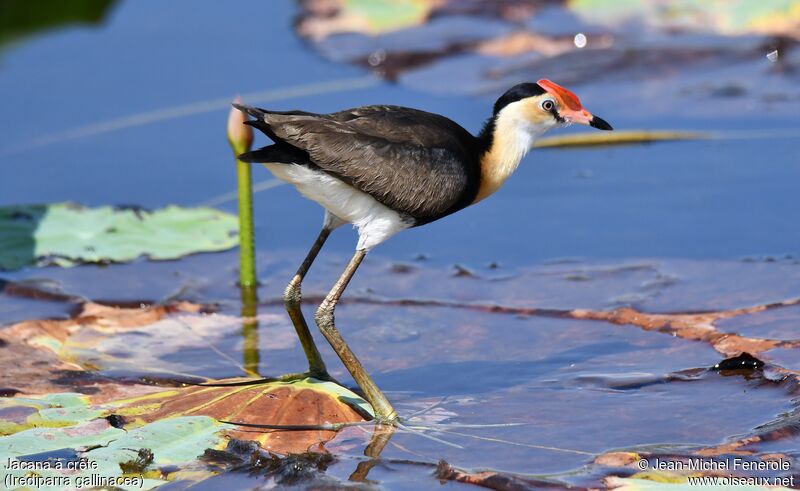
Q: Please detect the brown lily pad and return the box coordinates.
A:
[109,378,370,455]
[0,299,298,382]
[0,301,202,399]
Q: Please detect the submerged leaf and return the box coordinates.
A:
[4,302,294,381]
[0,203,239,271]
[0,301,218,388]
[535,130,709,149]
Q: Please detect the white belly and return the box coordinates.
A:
[264,163,410,250]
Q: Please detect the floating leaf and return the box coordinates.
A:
[88,416,228,467]
[2,301,295,381]
[0,416,124,456]
[0,391,230,490]
[5,256,800,487]
[0,296,369,455]
[1,379,369,462]
[297,0,434,39]
[0,203,239,271]
[0,301,207,399]
[110,377,371,454]
[595,451,642,467]
[0,0,117,50]
[296,0,800,104]
[569,0,800,38]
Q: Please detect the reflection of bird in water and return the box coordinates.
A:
[234,79,612,423]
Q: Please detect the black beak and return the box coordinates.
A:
[589,116,613,131]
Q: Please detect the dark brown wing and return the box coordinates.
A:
[237,104,480,222]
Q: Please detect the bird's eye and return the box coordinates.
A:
[541,100,555,111]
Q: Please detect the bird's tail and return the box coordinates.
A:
[238,145,303,164]
[230,103,313,163]
[232,103,266,120]
[231,102,284,149]
[238,146,273,163]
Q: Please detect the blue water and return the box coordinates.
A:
[0,0,798,269]
[1,4,800,487]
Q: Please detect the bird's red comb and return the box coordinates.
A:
[537,79,582,111]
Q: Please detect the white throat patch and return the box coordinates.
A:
[474,100,554,202]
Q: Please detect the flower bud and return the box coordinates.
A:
[227,96,253,155]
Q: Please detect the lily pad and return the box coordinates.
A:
[0,392,230,490]
[0,378,369,484]
[0,0,117,51]
[569,0,800,38]
[1,301,297,381]
[0,203,239,271]
[109,377,371,454]
[297,0,800,107]
[297,0,435,39]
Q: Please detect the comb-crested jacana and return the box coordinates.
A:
[234,79,612,423]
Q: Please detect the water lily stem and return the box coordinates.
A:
[236,157,257,288]
[228,100,257,289]
[240,284,260,376]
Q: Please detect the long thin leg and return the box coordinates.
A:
[284,228,332,377]
[349,424,395,482]
[314,249,398,423]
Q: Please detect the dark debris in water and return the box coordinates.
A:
[1,278,79,303]
[452,264,477,278]
[104,413,127,429]
[203,439,337,487]
[436,460,570,490]
[119,448,154,474]
[389,262,416,274]
[712,352,765,371]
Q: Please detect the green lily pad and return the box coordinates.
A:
[343,0,431,33]
[0,378,371,488]
[0,0,117,51]
[298,0,434,39]
[0,393,103,435]
[0,392,230,490]
[569,0,800,37]
[107,376,371,453]
[88,416,229,468]
[0,203,239,271]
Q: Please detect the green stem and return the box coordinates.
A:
[236,157,257,288]
[240,284,260,376]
